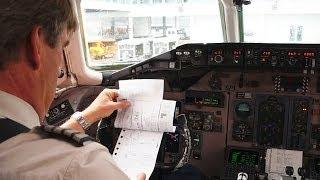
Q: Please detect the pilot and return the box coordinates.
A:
[0,0,145,179]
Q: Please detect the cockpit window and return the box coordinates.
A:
[80,0,223,70]
[243,0,320,43]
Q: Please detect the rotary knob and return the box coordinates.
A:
[288,58,297,66]
[214,55,224,64]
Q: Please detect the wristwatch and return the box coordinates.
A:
[71,111,91,130]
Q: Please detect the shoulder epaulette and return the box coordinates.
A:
[35,125,95,146]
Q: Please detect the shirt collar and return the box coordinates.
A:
[0,90,40,129]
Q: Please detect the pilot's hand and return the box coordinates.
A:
[136,173,146,180]
[82,88,130,124]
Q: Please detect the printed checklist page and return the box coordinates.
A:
[112,130,163,180]
[115,79,176,132]
[112,79,176,180]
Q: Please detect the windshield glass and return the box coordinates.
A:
[81,0,223,70]
[243,0,320,43]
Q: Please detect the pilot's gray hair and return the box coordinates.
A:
[0,0,78,69]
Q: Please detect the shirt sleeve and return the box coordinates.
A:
[63,142,129,180]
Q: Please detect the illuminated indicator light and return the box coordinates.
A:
[304,52,315,57]
[202,98,219,105]
[233,50,241,55]
[176,51,182,55]
[203,98,211,104]
[211,99,219,105]
[195,97,203,104]
[262,51,271,56]
[169,62,175,69]
[288,52,297,56]
[184,51,190,56]
[195,49,202,57]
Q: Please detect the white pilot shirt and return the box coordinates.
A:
[0,90,129,180]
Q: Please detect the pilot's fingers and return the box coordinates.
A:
[101,88,119,99]
[110,100,130,110]
[136,173,146,180]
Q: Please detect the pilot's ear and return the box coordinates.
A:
[26,26,43,70]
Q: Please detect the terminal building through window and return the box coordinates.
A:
[81,0,223,70]
[243,0,320,43]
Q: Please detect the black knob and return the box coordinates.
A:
[288,58,297,66]
[298,167,306,177]
[285,166,294,176]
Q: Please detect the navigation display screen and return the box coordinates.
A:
[228,149,259,166]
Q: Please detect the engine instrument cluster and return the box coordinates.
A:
[256,95,287,148]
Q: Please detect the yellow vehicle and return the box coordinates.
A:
[88,40,117,60]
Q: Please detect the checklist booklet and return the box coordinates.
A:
[112,79,176,180]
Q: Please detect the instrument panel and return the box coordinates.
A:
[47,43,320,179]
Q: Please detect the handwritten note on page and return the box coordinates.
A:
[112,79,176,180]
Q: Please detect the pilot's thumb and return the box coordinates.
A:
[112,100,130,109]
[136,173,146,180]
